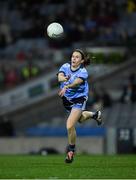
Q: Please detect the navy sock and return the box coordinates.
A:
[92,112,97,120]
[68,144,75,152]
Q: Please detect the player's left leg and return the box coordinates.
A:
[78,110,102,125]
[65,108,82,163]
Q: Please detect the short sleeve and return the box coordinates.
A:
[77,68,88,80]
[58,63,69,76]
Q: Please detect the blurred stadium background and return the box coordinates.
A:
[0,0,136,156]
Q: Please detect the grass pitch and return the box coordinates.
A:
[0,154,135,179]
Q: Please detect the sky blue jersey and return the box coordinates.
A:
[58,63,89,100]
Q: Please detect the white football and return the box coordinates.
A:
[47,22,64,38]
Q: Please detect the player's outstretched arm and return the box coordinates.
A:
[65,78,83,89]
[58,78,83,97]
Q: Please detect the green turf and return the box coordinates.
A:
[0,154,135,179]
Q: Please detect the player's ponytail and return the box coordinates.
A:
[74,49,91,66]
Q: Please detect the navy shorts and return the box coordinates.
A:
[62,96,87,112]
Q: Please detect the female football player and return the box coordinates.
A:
[57,49,102,163]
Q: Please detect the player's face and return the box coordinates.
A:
[71,51,84,68]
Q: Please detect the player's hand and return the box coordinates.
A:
[64,75,71,82]
[66,75,71,80]
[58,86,68,97]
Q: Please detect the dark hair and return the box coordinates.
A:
[74,49,91,66]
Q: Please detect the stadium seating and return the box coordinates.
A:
[0,0,136,137]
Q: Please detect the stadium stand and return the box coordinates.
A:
[0,0,136,138]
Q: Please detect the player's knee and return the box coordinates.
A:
[78,112,87,123]
[82,111,87,118]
